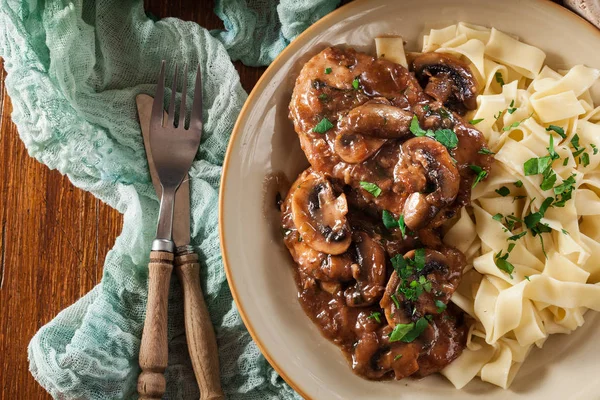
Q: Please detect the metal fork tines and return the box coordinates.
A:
[151,62,203,252]
[137,61,203,400]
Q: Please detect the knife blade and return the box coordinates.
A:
[136,94,191,249]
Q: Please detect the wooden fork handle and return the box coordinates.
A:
[175,250,225,400]
[138,251,173,400]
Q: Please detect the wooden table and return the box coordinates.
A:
[0,1,265,398]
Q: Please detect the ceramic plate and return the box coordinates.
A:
[219,0,600,398]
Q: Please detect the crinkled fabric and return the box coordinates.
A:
[0,0,339,398]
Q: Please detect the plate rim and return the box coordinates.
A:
[218,1,600,398]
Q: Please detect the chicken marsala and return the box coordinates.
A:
[281,46,492,381]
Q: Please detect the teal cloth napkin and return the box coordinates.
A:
[0,0,339,398]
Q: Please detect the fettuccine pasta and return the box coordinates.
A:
[386,23,600,389]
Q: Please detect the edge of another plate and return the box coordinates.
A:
[218,1,600,398]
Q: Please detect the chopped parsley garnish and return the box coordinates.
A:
[390,294,401,309]
[546,125,566,139]
[540,167,557,191]
[318,93,328,101]
[394,354,403,361]
[524,197,553,229]
[478,148,495,155]
[553,174,576,207]
[368,311,382,323]
[313,117,334,133]
[352,77,360,90]
[563,157,569,166]
[409,115,458,149]
[513,195,527,202]
[492,213,503,221]
[581,152,590,167]
[495,250,515,278]
[359,181,382,198]
[495,71,505,86]
[547,135,559,160]
[591,144,598,155]
[515,180,523,188]
[524,156,553,176]
[435,300,447,313]
[469,165,488,188]
[470,118,484,125]
[324,67,332,74]
[413,248,425,271]
[571,134,580,150]
[507,100,517,114]
[524,275,531,281]
[391,254,407,276]
[495,186,510,197]
[410,115,427,136]
[508,231,527,241]
[382,210,406,236]
[433,129,458,149]
[562,229,570,235]
[502,113,534,131]
[389,317,429,343]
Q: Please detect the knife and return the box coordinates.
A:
[137,94,224,400]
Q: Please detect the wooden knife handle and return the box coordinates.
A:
[175,250,224,400]
[138,251,173,400]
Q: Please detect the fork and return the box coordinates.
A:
[137,62,202,400]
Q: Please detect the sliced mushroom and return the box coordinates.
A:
[381,248,465,327]
[344,231,387,307]
[334,132,386,164]
[394,137,460,230]
[414,307,467,378]
[352,327,421,380]
[291,174,352,255]
[412,53,478,112]
[339,103,414,139]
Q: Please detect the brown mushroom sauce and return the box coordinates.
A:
[280,46,493,382]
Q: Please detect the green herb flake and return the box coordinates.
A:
[478,147,495,155]
[367,311,382,323]
[540,168,557,191]
[352,77,360,90]
[359,181,382,198]
[397,214,406,237]
[469,165,488,188]
[382,210,398,230]
[581,152,590,167]
[413,248,426,271]
[494,251,515,278]
[548,135,559,160]
[470,118,484,125]
[507,242,516,253]
[571,134,581,150]
[492,213,503,221]
[503,121,521,131]
[324,67,332,74]
[435,300,447,313]
[394,354,403,361]
[546,125,566,139]
[508,231,527,241]
[507,100,517,114]
[523,156,552,176]
[563,157,569,166]
[433,129,459,149]
[562,229,569,235]
[495,186,510,197]
[391,254,407,276]
[514,180,523,188]
[389,322,414,342]
[390,317,429,343]
[318,93,328,101]
[313,117,334,134]
[525,275,531,281]
[495,71,505,86]
[390,293,401,309]
[591,143,598,155]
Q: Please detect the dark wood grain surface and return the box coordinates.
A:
[0,2,265,399]
[0,0,569,399]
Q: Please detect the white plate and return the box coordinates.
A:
[219,0,600,398]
